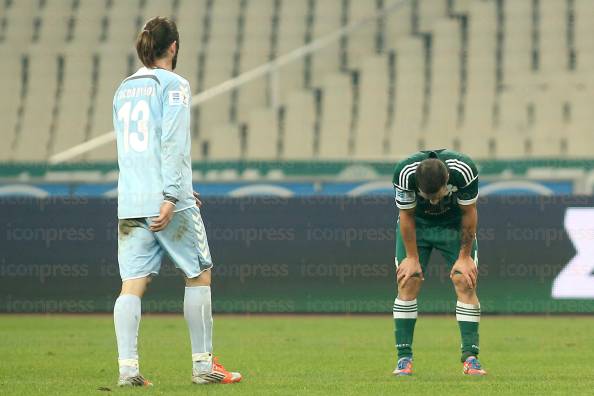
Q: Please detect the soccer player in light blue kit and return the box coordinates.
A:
[112,17,241,387]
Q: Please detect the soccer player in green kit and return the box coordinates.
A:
[391,149,487,376]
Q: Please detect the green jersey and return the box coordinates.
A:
[392,149,479,226]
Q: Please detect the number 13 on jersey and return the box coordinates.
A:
[118,99,150,153]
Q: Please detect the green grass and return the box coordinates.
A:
[1,315,593,395]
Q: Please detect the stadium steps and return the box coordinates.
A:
[4,0,594,163]
[317,72,354,159]
[12,48,58,161]
[50,52,94,157]
[463,0,497,142]
[235,0,276,124]
[387,37,426,157]
[281,90,317,159]
[245,107,280,160]
[85,49,131,161]
[0,46,21,159]
[352,55,389,160]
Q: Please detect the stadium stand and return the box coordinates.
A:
[0,0,592,162]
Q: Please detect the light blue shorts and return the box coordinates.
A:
[117,206,213,281]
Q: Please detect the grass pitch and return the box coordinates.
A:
[1,315,593,395]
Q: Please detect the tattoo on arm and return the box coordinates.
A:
[459,204,477,257]
[460,227,475,253]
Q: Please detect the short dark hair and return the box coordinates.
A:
[415,158,448,194]
[136,17,179,69]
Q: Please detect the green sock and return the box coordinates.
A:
[393,298,417,359]
[456,301,480,362]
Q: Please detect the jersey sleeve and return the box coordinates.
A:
[160,78,191,200]
[448,155,479,205]
[392,161,417,210]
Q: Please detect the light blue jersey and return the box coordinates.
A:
[113,67,194,219]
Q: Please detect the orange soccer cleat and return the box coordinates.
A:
[192,357,242,384]
[393,357,413,376]
[463,356,487,376]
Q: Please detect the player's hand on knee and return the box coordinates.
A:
[450,256,478,289]
[397,257,424,288]
[150,201,176,232]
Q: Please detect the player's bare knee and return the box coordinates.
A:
[121,276,151,297]
[397,276,423,300]
[185,269,211,287]
[451,273,475,292]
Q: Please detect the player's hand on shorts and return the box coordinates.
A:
[397,257,424,288]
[450,256,478,289]
[150,201,176,232]
[193,191,202,208]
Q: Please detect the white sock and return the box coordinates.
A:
[184,286,213,373]
[456,301,481,323]
[114,294,141,377]
[393,297,418,319]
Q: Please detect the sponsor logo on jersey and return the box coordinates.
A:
[169,88,189,106]
[446,184,458,194]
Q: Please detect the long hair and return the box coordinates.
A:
[135,17,180,69]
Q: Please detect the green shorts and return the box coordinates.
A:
[395,221,478,272]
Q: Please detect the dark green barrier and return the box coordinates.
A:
[1,196,593,313]
[5,158,594,178]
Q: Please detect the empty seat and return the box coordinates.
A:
[573,0,594,72]
[416,0,448,33]
[71,0,107,48]
[141,0,175,20]
[106,0,142,49]
[282,90,316,159]
[353,55,388,160]
[383,0,413,50]
[538,0,568,74]
[50,53,94,156]
[462,5,498,159]
[450,0,473,14]
[318,73,353,159]
[276,0,308,100]
[310,0,343,87]
[198,0,240,132]
[176,0,207,46]
[245,107,278,160]
[1,0,36,48]
[236,0,274,122]
[206,123,242,160]
[86,49,130,161]
[0,46,22,160]
[565,90,594,156]
[528,90,567,156]
[388,38,425,156]
[494,90,530,158]
[175,0,207,90]
[37,0,73,45]
[427,19,462,143]
[13,49,59,161]
[502,0,533,86]
[347,0,378,69]
[175,50,199,93]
